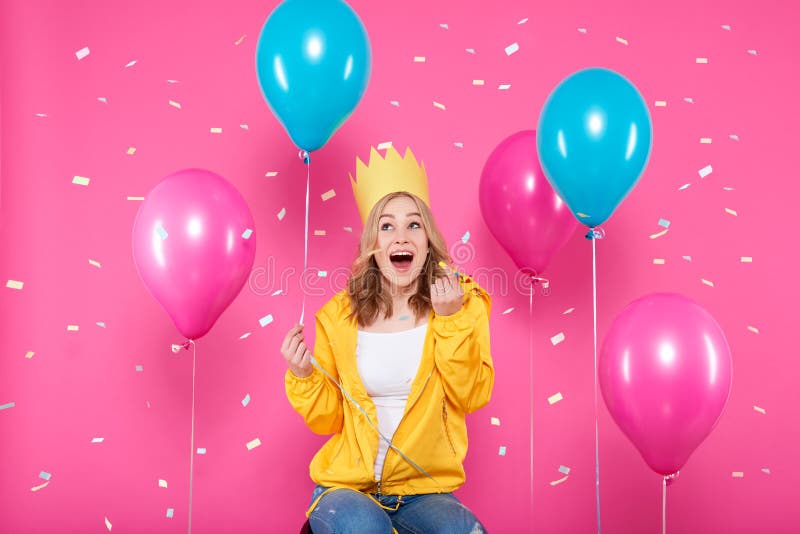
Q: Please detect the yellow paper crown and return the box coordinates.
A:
[350,146,430,224]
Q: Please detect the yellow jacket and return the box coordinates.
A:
[285,277,494,498]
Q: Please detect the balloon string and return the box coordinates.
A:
[592,234,602,534]
[299,151,310,327]
[662,476,667,534]
[529,277,535,531]
[187,339,197,534]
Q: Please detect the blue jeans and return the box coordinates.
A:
[308,485,487,534]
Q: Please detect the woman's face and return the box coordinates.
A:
[373,195,430,293]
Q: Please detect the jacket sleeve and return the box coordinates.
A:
[284,312,344,435]
[431,286,495,413]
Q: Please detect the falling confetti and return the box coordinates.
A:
[761,468,771,475]
[169,100,181,109]
[701,279,714,287]
[732,472,744,478]
[413,56,426,63]
[31,481,49,492]
[39,471,51,481]
[440,23,449,29]
[240,124,249,130]
[501,308,514,315]
[91,437,104,443]
[461,231,470,244]
[753,406,766,415]
[518,18,528,24]
[127,196,144,201]
[616,36,629,45]
[318,270,327,277]
[655,100,667,107]
[696,57,708,64]
[5,280,23,290]
[239,332,251,340]
[321,189,336,201]
[498,84,511,90]
[67,325,79,332]
[96,322,106,328]
[271,289,283,296]
[747,325,760,334]
[166,508,175,519]
[678,183,691,191]
[747,49,758,56]
[156,225,168,240]
[390,100,400,107]
[210,127,223,134]
[25,351,34,359]
[433,101,446,110]
[730,134,740,141]
[722,24,731,31]
[124,60,137,68]
[548,392,563,405]
[700,138,712,144]
[277,208,286,220]
[741,257,753,263]
[563,307,574,314]
[653,259,665,265]
[241,228,253,239]
[498,446,507,456]
[490,417,500,426]
[698,165,713,178]
[105,516,112,531]
[684,97,695,104]
[235,34,247,46]
[725,208,738,216]
[682,256,692,261]
[453,142,464,148]
[246,438,262,451]
[72,176,90,186]
[658,218,671,228]
[265,171,279,177]
[159,479,168,488]
[197,448,207,455]
[550,476,569,486]
[0,402,16,411]
[559,465,571,475]
[242,394,251,407]
[135,365,143,372]
[126,147,136,155]
[505,42,519,55]
[314,230,327,236]
[649,229,669,239]
[75,46,90,60]
[550,332,565,346]
[577,28,587,34]
[343,226,353,232]
[472,80,485,86]
[465,48,476,54]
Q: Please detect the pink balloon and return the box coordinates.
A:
[599,293,733,477]
[479,130,578,275]
[132,169,257,340]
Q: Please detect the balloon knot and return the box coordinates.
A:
[585,227,606,240]
[298,150,310,165]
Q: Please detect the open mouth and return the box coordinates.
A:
[389,251,414,271]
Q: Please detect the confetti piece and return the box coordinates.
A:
[123,147,137,156]
[616,36,629,45]
[761,468,771,475]
[318,270,327,277]
[240,124,249,130]
[210,127,222,134]
[76,46,90,60]
[271,289,283,296]
[505,42,519,56]
[747,326,760,334]
[159,479,168,488]
[31,481,49,492]
[700,138,712,144]
[234,34,247,46]
[6,280,23,290]
[472,80,485,86]
[498,84,511,90]
[156,225,168,240]
[658,218,671,228]
[649,229,669,239]
[653,259,665,265]
[701,278,714,287]
[576,212,590,219]
[729,134,739,141]
[498,446,507,456]
[124,60,137,68]
[35,112,48,117]
[655,100,667,107]
[722,24,731,31]
[277,208,286,220]
[741,256,753,263]
[682,256,692,262]
[753,405,766,415]
[246,438,262,450]
[723,187,735,191]
[725,208,738,216]
[171,344,182,353]
[732,471,744,478]
[550,476,569,486]
[453,142,464,148]
[105,516,112,531]
[239,332,251,339]
[127,196,144,201]
[550,332,565,346]
[433,101,446,110]
[67,325,79,332]
[684,97,694,104]
[321,189,336,201]
[0,402,15,411]
[747,49,757,56]
[490,417,500,426]
[259,314,274,327]
[390,100,400,107]
[72,176,90,186]
[197,448,207,455]
[241,228,253,239]
[696,57,708,64]
[501,308,514,315]
[559,465,571,475]
[698,165,713,178]
[91,437,104,443]
[548,392,563,405]
[314,230,327,236]
[96,322,106,328]
[242,394,251,407]
[135,365,143,372]
[461,231,470,244]
[39,471,51,481]
[167,79,179,84]
[518,18,528,24]
[465,48,475,54]
[413,56,426,62]
[166,508,174,519]
[265,171,278,177]
[25,351,34,359]
[577,28,587,34]
[440,23,449,29]
[169,100,182,109]
[678,183,691,191]
[343,226,353,232]
[563,307,574,314]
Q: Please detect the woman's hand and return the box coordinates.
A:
[281,324,313,378]
[431,265,464,316]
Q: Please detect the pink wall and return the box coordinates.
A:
[2,0,798,532]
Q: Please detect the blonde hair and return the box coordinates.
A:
[347,192,450,327]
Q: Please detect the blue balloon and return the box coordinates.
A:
[537,68,653,227]
[255,0,371,151]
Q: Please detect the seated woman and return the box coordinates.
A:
[281,147,493,534]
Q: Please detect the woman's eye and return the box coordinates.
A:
[409,222,421,229]
[380,223,393,231]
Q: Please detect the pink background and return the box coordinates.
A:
[2,0,798,532]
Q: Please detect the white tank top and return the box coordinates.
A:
[356,322,428,481]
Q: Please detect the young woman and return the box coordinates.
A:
[280,148,493,534]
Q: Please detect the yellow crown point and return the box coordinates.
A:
[350,146,430,224]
